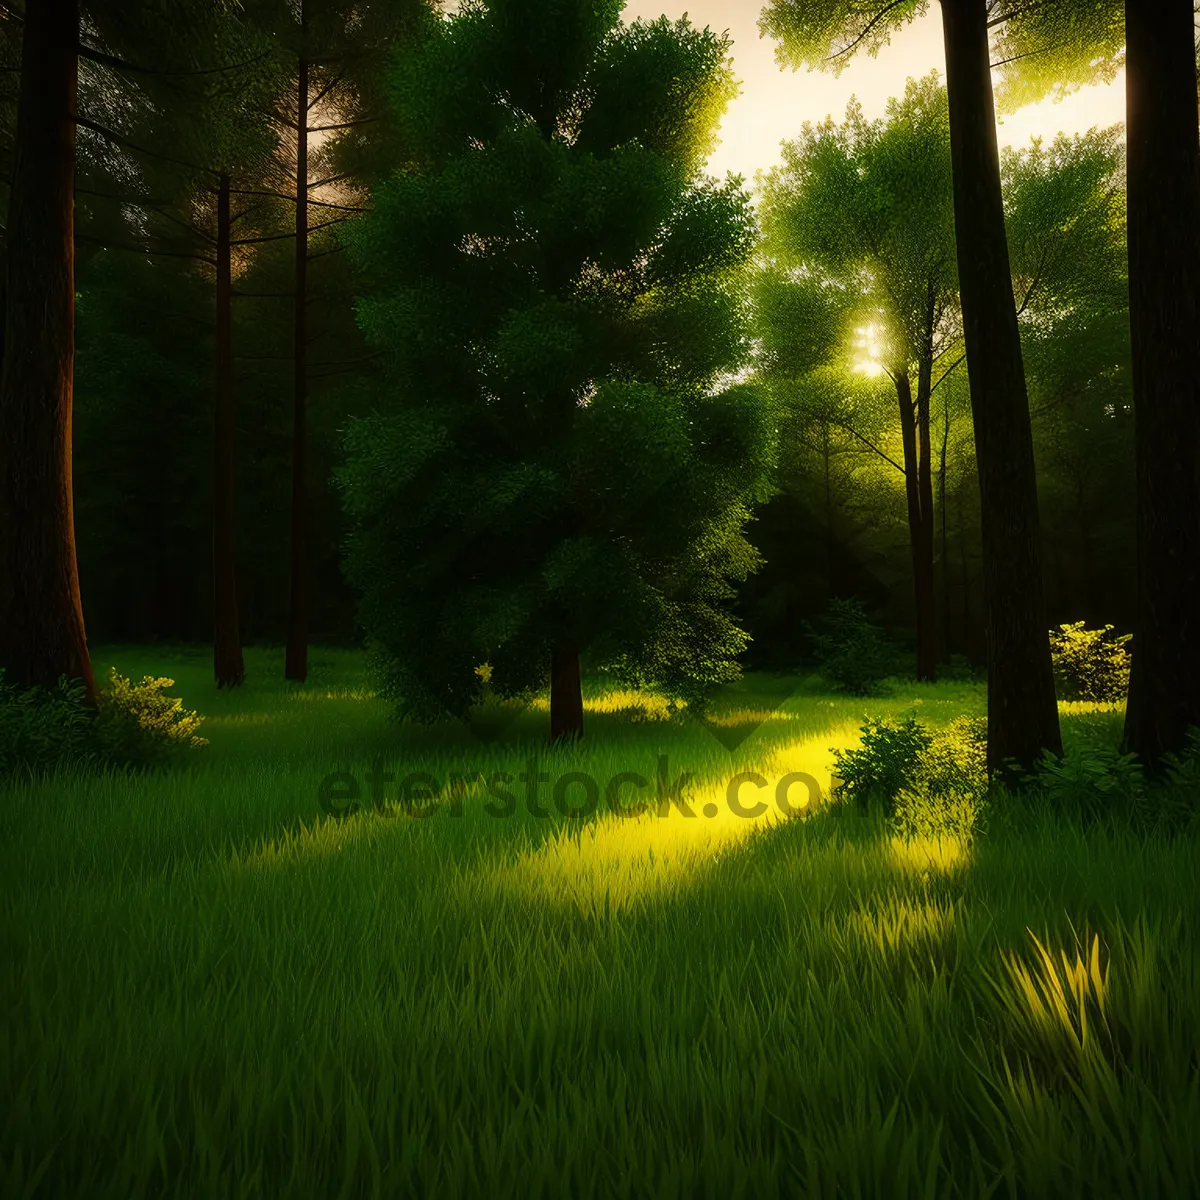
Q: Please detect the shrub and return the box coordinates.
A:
[1029,736,1144,825]
[0,670,97,777]
[832,713,989,840]
[805,598,893,696]
[95,669,208,768]
[1049,621,1131,703]
[892,717,989,840]
[0,667,206,778]
[832,715,932,812]
[1148,729,1200,833]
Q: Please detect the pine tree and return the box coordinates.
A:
[339,0,775,740]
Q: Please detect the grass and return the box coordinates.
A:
[2,646,1198,1198]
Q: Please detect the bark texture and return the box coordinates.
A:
[940,0,1061,773]
[0,0,96,701]
[550,644,584,742]
[1121,0,1200,763]
[213,172,246,688]
[285,34,310,682]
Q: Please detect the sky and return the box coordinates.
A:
[619,1,1126,184]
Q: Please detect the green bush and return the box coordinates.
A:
[832,715,932,812]
[805,598,893,696]
[1148,729,1200,833]
[95,669,208,767]
[1049,621,1131,703]
[0,670,97,777]
[0,667,206,778]
[890,717,988,840]
[1031,737,1142,818]
[833,713,989,838]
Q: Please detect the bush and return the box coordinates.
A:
[832,715,932,812]
[95,669,208,767]
[1049,621,1131,703]
[0,670,97,776]
[1031,726,1200,834]
[1029,735,1143,824]
[1149,729,1200,833]
[805,598,893,696]
[833,713,989,840]
[0,667,206,778]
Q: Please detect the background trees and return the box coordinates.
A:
[0,0,1184,770]
[760,0,1062,773]
[339,1,774,739]
[757,76,959,683]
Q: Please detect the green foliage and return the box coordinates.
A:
[833,711,988,837]
[340,0,775,723]
[1049,621,1131,703]
[805,597,893,695]
[94,669,209,768]
[833,714,932,810]
[990,0,1124,112]
[758,0,927,76]
[1030,737,1144,824]
[0,668,206,778]
[0,671,98,777]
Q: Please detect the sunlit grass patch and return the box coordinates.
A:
[888,833,973,877]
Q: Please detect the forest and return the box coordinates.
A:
[1,0,1198,1196]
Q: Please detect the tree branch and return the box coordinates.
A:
[229,215,350,246]
[825,0,908,64]
[76,43,270,78]
[73,114,219,178]
[307,73,344,110]
[830,417,906,474]
[76,232,216,266]
[307,116,378,133]
[929,354,967,397]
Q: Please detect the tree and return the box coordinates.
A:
[759,0,1061,773]
[1004,129,1132,633]
[1121,2,1200,761]
[0,0,96,698]
[992,0,1200,763]
[339,0,774,741]
[0,0,279,694]
[757,77,959,682]
[235,0,435,683]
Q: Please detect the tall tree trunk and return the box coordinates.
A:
[915,352,937,681]
[550,644,584,742]
[285,33,310,682]
[939,0,1061,773]
[0,0,96,701]
[213,172,245,688]
[895,371,938,682]
[822,421,837,598]
[1121,0,1200,764]
[938,393,952,660]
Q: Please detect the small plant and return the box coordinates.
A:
[96,669,208,767]
[891,717,989,840]
[805,597,893,696]
[1030,736,1144,824]
[832,714,932,812]
[1134,728,1200,834]
[0,670,97,777]
[1049,621,1131,703]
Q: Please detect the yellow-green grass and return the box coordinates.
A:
[2,647,1196,1198]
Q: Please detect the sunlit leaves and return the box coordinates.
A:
[758,0,929,76]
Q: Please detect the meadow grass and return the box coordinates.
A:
[2,646,1197,1198]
